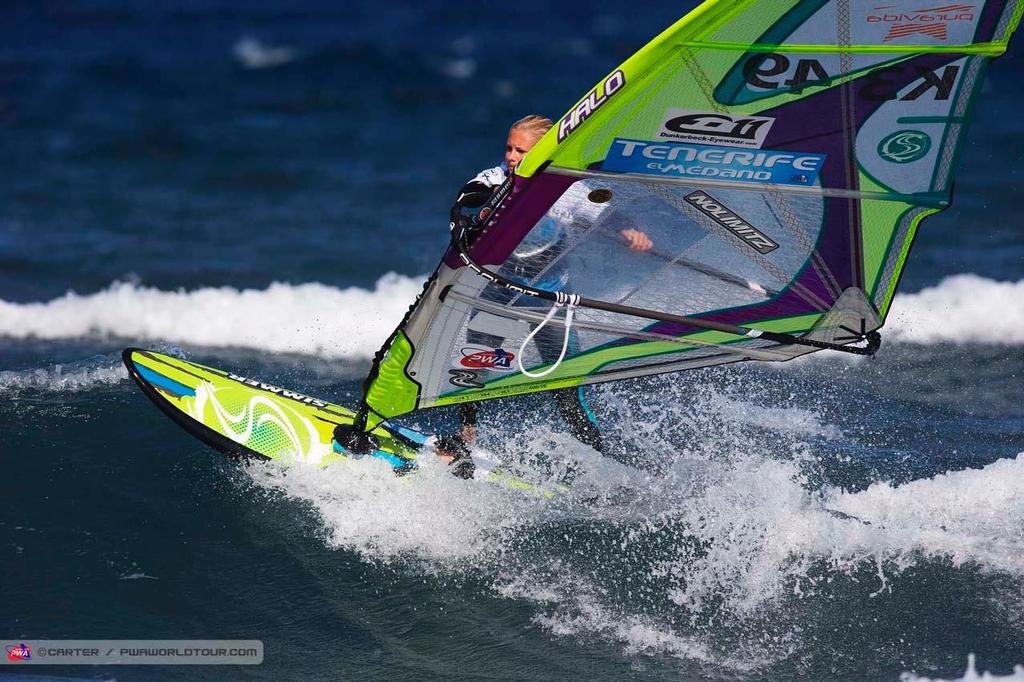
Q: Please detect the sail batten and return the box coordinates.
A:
[546,167,953,206]
[681,40,1014,55]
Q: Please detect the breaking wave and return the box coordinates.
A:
[886,274,1024,345]
[0,273,1021,358]
[238,366,1024,673]
[0,274,423,359]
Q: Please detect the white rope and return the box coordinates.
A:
[517,294,580,378]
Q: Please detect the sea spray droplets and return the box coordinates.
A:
[0,356,126,392]
[238,367,1024,673]
[709,392,844,440]
[663,456,834,617]
[242,451,553,568]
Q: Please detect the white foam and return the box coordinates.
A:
[664,452,1024,619]
[440,57,476,79]
[710,393,843,440]
[243,449,555,566]
[825,452,1024,576]
[0,358,127,392]
[887,275,1024,345]
[2,273,1019,359]
[245,437,751,664]
[529,590,719,664]
[901,654,1024,681]
[300,379,1024,669]
[232,37,298,69]
[234,369,1024,671]
[0,274,424,359]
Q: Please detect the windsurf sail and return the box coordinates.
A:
[352,0,1022,433]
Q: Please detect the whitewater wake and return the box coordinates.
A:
[0,355,129,392]
[233,373,1024,673]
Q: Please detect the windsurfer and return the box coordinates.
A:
[436,115,652,475]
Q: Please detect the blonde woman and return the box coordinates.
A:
[438,116,651,475]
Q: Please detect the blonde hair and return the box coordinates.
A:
[510,115,553,142]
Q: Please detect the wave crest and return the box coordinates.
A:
[1,274,1020,358]
[0,274,423,358]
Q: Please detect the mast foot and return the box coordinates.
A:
[333,424,379,454]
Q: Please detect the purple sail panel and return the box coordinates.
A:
[441,173,577,269]
[756,52,964,291]
[975,0,1012,42]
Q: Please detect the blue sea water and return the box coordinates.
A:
[2,1,1024,680]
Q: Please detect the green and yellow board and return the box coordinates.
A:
[124,348,562,497]
[123,348,421,471]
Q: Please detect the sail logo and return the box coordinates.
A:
[226,373,328,408]
[448,369,483,388]
[683,191,779,254]
[603,138,826,186]
[6,643,31,661]
[878,130,932,163]
[557,69,625,142]
[657,109,775,148]
[867,4,976,42]
[456,346,516,372]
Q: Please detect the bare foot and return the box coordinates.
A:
[435,429,473,463]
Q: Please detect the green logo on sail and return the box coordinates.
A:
[878,130,931,164]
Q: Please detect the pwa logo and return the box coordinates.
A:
[878,130,932,163]
[6,642,31,661]
[456,346,516,372]
[867,4,976,42]
[658,109,774,148]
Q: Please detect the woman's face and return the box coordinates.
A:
[504,128,539,172]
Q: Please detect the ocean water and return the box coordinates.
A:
[2,2,1024,680]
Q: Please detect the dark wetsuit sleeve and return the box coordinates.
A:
[455,181,493,209]
[553,388,603,453]
[459,402,479,427]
